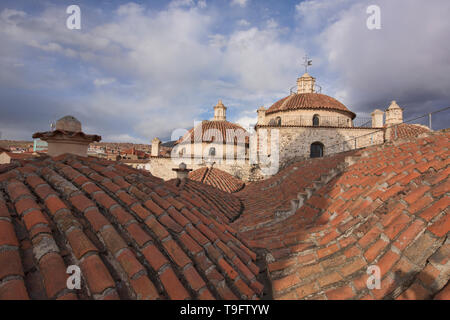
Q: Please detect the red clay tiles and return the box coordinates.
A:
[0,130,447,300]
[0,153,261,300]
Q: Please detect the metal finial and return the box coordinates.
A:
[302,54,312,73]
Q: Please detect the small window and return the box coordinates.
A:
[275,117,281,126]
[310,142,324,158]
[179,148,185,156]
[313,115,320,126]
[209,147,216,156]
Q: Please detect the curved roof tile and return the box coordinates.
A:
[189,167,245,193]
[266,93,356,119]
[234,130,449,300]
[177,120,249,145]
[0,154,262,300]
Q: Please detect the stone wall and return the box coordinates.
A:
[272,126,384,165]
[147,156,260,182]
[147,126,385,182]
[264,109,354,127]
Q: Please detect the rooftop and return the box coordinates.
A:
[0,129,448,300]
[189,167,245,193]
[0,155,262,300]
[265,92,356,119]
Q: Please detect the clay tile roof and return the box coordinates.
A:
[233,130,449,300]
[0,128,447,300]
[189,167,245,193]
[176,120,249,145]
[166,178,243,224]
[266,92,356,119]
[4,152,36,160]
[386,123,431,141]
[0,154,262,300]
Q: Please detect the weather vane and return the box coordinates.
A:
[302,54,312,73]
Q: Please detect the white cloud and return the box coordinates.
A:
[318,0,450,117]
[237,19,250,27]
[0,3,307,141]
[231,0,249,8]
[295,0,352,30]
[102,133,147,144]
[198,0,207,8]
[234,115,257,131]
[94,78,116,86]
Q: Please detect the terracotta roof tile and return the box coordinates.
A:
[0,153,261,300]
[265,92,356,119]
[0,129,447,300]
[176,120,249,145]
[232,130,449,300]
[189,166,245,193]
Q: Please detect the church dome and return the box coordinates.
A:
[178,120,249,144]
[176,100,249,144]
[265,92,356,119]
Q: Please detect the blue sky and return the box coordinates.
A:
[1,0,449,143]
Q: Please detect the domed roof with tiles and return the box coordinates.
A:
[177,120,249,144]
[266,93,356,119]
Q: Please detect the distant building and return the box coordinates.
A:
[0,151,37,164]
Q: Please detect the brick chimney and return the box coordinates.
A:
[33,115,101,157]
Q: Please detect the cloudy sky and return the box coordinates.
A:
[0,0,449,143]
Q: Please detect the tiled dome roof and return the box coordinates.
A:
[266,93,356,119]
[189,167,245,193]
[0,154,262,300]
[177,121,249,144]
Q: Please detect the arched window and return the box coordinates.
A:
[312,114,320,126]
[310,142,324,158]
[209,147,216,156]
[179,147,185,157]
[275,117,281,126]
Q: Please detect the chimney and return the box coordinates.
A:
[371,109,384,128]
[32,115,101,157]
[297,73,316,94]
[385,101,403,125]
[213,100,227,121]
[151,137,161,157]
[172,162,192,181]
[257,106,266,125]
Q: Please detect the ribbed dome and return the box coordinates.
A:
[266,92,356,119]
